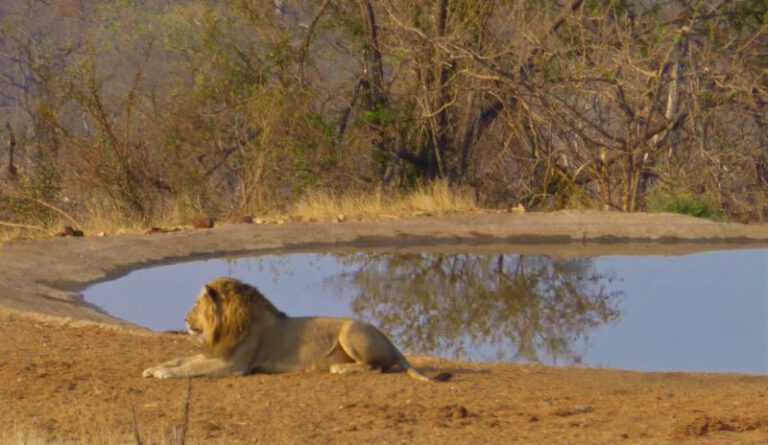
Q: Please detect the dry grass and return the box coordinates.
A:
[291,188,387,220]
[79,213,146,238]
[0,181,478,243]
[2,423,125,445]
[79,198,198,236]
[0,226,40,242]
[3,408,194,445]
[2,377,196,445]
[291,180,477,221]
[1,430,196,445]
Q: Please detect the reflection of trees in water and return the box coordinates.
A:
[335,253,622,364]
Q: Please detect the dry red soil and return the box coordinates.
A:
[2,211,767,444]
[2,309,767,445]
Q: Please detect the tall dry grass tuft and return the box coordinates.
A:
[0,224,47,242]
[290,189,385,220]
[291,180,477,220]
[402,180,476,213]
[77,194,210,236]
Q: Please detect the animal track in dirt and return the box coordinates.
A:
[551,404,595,417]
[675,415,768,437]
[432,403,475,428]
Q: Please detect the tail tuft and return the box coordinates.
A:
[406,367,433,382]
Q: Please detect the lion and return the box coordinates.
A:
[142,277,433,382]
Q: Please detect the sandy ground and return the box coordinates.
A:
[1,210,767,444]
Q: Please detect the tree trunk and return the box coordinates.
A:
[359,0,386,110]
[431,0,450,179]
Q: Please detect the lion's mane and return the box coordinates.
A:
[189,277,285,358]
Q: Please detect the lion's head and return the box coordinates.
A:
[185,277,286,358]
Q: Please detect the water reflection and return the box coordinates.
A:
[83,248,767,373]
[332,253,621,364]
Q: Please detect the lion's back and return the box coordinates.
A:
[248,317,350,372]
[253,317,399,372]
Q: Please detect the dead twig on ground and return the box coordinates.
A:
[131,405,143,445]
[176,379,192,445]
[0,221,48,231]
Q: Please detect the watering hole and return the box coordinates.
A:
[84,248,768,374]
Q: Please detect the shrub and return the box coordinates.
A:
[647,188,725,220]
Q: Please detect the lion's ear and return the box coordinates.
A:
[202,284,222,347]
[204,284,220,303]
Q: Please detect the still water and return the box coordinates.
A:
[84,248,768,374]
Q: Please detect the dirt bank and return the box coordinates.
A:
[1,211,767,444]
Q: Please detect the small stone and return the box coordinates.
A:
[55,226,84,237]
[552,405,594,417]
[451,406,468,419]
[235,215,253,224]
[510,203,526,213]
[191,216,214,229]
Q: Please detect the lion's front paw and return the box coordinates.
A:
[142,366,172,379]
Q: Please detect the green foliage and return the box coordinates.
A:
[0,0,766,232]
[586,0,632,17]
[728,0,768,28]
[2,160,61,226]
[307,113,335,139]
[360,105,395,127]
[348,21,364,37]
[647,187,725,221]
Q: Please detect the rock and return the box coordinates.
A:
[235,215,253,224]
[451,406,468,419]
[191,216,214,229]
[55,226,84,237]
[552,405,594,417]
[144,227,177,235]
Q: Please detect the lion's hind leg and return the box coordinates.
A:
[334,320,397,373]
[336,320,434,382]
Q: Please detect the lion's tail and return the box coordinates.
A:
[395,350,432,382]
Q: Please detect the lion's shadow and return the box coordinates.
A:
[390,366,491,381]
[420,366,491,375]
